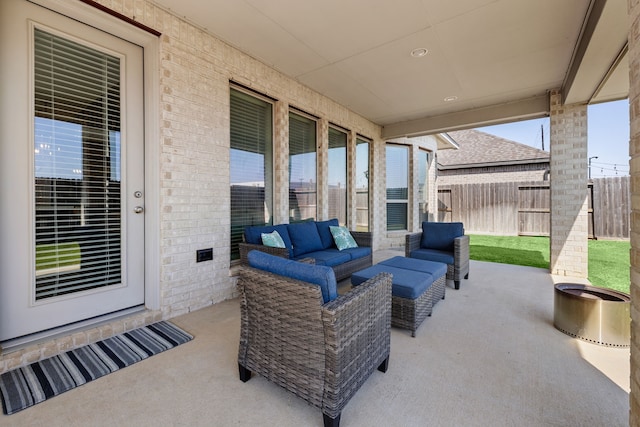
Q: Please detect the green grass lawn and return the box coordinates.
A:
[469,234,630,294]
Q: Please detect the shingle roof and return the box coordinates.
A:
[438,129,549,169]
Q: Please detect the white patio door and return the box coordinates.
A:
[0,0,145,341]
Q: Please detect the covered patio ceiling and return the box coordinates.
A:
[152,0,629,138]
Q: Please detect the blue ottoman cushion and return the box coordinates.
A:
[380,256,447,278]
[352,264,433,300]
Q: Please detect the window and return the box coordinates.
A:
[230,87,273,260]
[355,137,370,231]
[386,144,408,231]
[34,28,122,299]
[328,127,347,224]
[418,149,430,223]
[289,111,317,221]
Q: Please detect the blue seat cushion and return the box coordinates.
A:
[315,218,339,249]
[420,221,464,251]
[244,224,294,257]
[380,256,447,278]
[409,248,455,265]
[248,250,337,303]
[288,221,324,258]
[340,246,371,261]
[297,250,351,267]
[352,265,433,300]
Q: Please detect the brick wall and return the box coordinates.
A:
[438,163,549,185]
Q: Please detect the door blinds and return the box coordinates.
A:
[33,28,122,299]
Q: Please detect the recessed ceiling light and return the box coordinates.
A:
[444,96,458,102]
[410,48,429,58]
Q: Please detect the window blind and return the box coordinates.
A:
[328,127,347,224]
[355,138,370,231]
[34,28,122,299]
[386,144,408,231]
[289,112,317,221]
[230,88,273,260]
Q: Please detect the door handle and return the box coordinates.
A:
[134,206,144,214]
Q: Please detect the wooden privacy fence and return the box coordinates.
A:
[437,176,630,239]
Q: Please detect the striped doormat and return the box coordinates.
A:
[0,321,193,415]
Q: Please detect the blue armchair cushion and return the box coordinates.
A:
[409,248,455,265]
[247,250,338,303]
[288,221,324,257]
[315,218,339,249]
[245,224,294,257]
[420,222,464,251]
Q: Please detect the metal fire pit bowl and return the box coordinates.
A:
[554,283,630,347]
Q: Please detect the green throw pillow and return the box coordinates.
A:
[261,230,285,248]
[329,226,358,251]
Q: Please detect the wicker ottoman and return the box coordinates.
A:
[351,259,446,337]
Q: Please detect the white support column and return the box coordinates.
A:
[549,90,589,278]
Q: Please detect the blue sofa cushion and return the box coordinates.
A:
[288,221,324,257]
[380,256,447,278]
[315,218,339,249]
[409,248,455,265]
[420,222,464,251]
[351,264,433,300]
[340,246,371,261]
[245,224,294,257]
[297,250,351,267]
[248,250,338,303]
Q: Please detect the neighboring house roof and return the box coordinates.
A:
[438,129,549,170]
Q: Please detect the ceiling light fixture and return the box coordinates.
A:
[410,48,428,58]
[444,96,458,102]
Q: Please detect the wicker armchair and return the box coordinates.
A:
[405,222,470,289]
[238,231,372,282]
[237,265,392,427]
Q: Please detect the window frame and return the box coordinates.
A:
[288,108,318,222]
[229,84,275,261]
[385,143,409,231]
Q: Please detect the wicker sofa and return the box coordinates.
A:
[405,221,470,289]
[238,250,392,427]
[239,219,372,281]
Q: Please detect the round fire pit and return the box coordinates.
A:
[554,283,630,347]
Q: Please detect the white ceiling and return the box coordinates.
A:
[151,0,629,137]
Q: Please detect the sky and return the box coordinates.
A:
[475,98,630,178]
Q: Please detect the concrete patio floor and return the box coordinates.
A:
[0,250,630,426]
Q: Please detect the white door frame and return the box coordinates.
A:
[27,0,161,310]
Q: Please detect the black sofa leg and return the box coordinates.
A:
[377,357,389,373]
[239,364,252,382]
[454,280,460,290]
[323,412,341,427]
